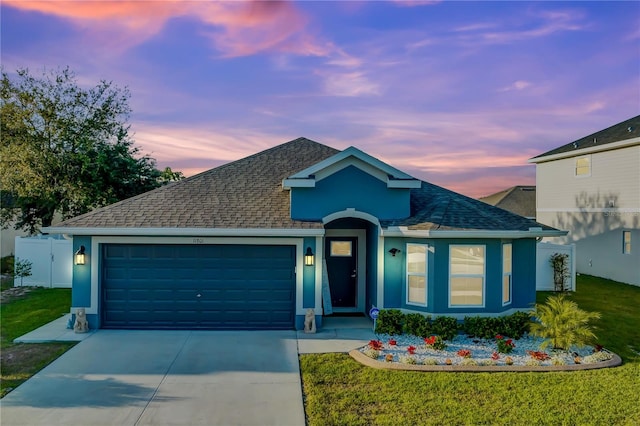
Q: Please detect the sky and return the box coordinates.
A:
[2,1,639,198]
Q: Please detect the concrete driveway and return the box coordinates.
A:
[1,330,305,426]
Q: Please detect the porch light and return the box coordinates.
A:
[75,245,86,265]
[389,248,401,257]
[304,247,315,266]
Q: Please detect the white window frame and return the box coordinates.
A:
[448,245,486,308]
[623,231,631,254]
[575,155,591,177]
[406,243,428,307]
[502,243,512,306]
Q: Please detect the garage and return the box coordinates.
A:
[101,244,296,330]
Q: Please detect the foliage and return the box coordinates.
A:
[530,294,601,351]
[526,350,551,361]
[368,340,383,350]
[13,258,32,286]
[431,316,459,341]
[456,349,472,358]
[549,252,570,292]
[462,312,530,340]
[157,166,185,185]
[495,335,515,354]
[0,67,167,234]
[424,335,447,351]
[403,313,431,337]
[1,255,14,274]
[375,309,404,335]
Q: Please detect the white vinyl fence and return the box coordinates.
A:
[536,242,576,291]
[14,236,72,288]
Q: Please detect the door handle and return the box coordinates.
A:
[196,293,202,298]
[351,270,357,278]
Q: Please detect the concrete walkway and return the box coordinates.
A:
[2,317,376,426]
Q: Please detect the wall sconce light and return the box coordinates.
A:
[75,245,86,265]
[388,248,401,257]
[304,247,315,266]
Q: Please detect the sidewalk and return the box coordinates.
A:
[13,314,95,343]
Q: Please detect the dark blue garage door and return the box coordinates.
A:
[102,244,296,329]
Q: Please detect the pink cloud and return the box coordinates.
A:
[4,1,329,58]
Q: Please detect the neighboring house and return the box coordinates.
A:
[44,138,564,330]
[479,186,537,219]
[530,115,640,286]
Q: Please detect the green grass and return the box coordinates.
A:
[1,287,75,397]
[300,275,640,425]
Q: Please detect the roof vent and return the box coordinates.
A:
[573,142,578,148]
[593,137,597,144]
[629,126,634,132]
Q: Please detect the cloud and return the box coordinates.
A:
[391,0,442,7]
[499,80,533,92]
[319,71,380,97]
[3,1,330,58]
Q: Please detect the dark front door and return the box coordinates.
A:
[325,237,358,308]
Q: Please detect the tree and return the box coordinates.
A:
[14,257,32,286]
[1,67,164,234]
[529,294,601,351]
[158,167,185,185]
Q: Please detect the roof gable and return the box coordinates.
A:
[531,115,640,162]
[283,146,421,189]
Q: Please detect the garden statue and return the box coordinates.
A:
[74,308,89,333]
[304,308,316,333]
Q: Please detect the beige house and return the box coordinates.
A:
[530,115,640,286]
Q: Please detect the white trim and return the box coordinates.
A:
[448,244,486,308]
[325,229,367,313]
[537,208,640,213]
[43,227,325,237]
[377,230,385,309]
[314,235,323,312]
[382,227,567,238]
[405,243,428,307]
[322,209,381,226]
[529,137,640,164]
[284,146,420,189]
[502,243,512,307]
[83,236,305,317]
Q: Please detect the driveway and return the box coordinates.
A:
[1,330,305,426]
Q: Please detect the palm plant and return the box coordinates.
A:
[529,294,601,351]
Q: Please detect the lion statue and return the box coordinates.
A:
[304,308,316,334]
[74,308,89,333]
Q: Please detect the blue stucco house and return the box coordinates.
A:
[44,138,565,330]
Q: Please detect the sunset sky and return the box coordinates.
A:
[2,1,638,198]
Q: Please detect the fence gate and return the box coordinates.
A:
[536,242,576,291]
[14,236,72,288]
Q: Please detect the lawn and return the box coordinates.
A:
[1,285,75,398]
[300,275,640,425]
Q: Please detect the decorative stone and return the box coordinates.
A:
[74,308,89,333]
[304,308,316,334]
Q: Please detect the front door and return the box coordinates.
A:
[325,237,358,308]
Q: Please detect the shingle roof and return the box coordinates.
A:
[479,186,536,219]
[383,182,552,232]
[55,137,339,229]
[53,137,556,233]
[532,115,640,160]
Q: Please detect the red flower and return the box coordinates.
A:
[388,339,397,346]
[495,334,503,340]
[506,339,513,345]
[456,349,472,358]
[491,352,500,360]
[407,345,417,355]
[368,340,383,350]
[424,336,436,345]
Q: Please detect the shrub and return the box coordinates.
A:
[460,358,478,366]
[424,335,447,351]
[399,355,417,365]
[582,351,613,364]
[500,311,530,339]
[1,255,14,274]
[432,316,459,341]
[375,309,404,335]
[495,335,515,354]
[462,313,530,339]
[363,349,380,359]
[479,359,497,366]
[422,358,438,365]
[403,313,431,337]
[529,294,601,351]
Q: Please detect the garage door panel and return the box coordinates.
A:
[102,244,295,329]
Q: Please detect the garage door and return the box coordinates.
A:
[102,244,296,329]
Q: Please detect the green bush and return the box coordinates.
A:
[432,316,459,340]
[403,313,431,337]
[462,312,531,340]
[1,255,14,275]
[375,309,404,335]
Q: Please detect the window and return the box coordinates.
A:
[623,231,632,254]
[502,244,512,305]
[330,241,352,257]
[406,244,428,306]
[449,245,485,307]
[575,156,591,176]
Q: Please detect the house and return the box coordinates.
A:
[44,138,564,330]
[530,115,640,286]
[479,186,537,219]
